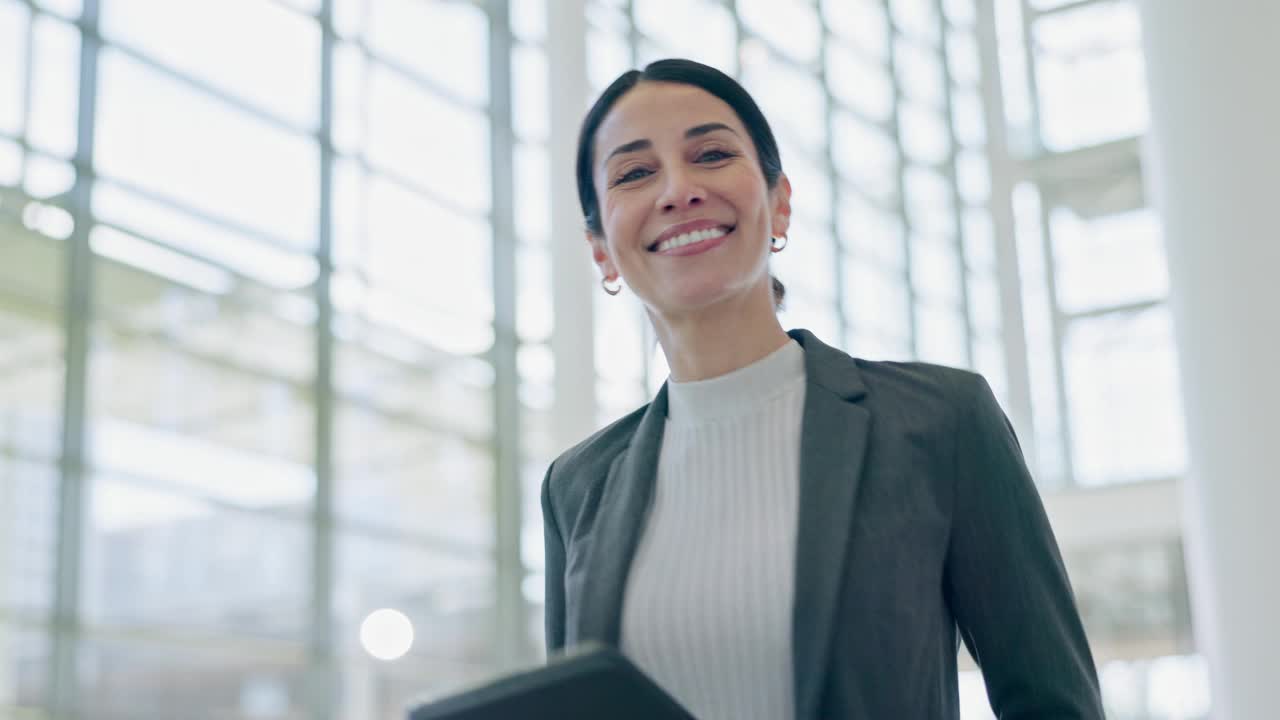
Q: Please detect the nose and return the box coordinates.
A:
[656,166,706,213]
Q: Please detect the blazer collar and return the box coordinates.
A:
[575,329,872,720]
[786,329,872,719]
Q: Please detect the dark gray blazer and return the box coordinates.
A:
[541,328,1103,719]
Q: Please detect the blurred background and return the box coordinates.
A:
[1,0,1273,718]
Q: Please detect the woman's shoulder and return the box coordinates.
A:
[794,328,988,409]
[851,356,989,406]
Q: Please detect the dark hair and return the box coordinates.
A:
[575,58,787,310]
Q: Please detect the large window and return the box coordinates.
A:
[995,0,1185,491]
[992,0,1201,716]
[1,0,509,717]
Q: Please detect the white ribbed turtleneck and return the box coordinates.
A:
[620,338,805,720]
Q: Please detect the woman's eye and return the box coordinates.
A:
[697,149,733,162]
[613,167,652,186]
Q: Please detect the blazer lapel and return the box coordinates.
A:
[788,329,872,720]
[573,383,669,645]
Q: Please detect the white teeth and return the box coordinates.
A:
[654,227,728,253]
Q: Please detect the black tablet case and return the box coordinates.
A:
[407,643,696,720]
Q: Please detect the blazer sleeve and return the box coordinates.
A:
[541,461,566,653]
[944,375,1105,719]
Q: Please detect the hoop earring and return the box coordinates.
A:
[601,275,622,296]
[770,235,788,253]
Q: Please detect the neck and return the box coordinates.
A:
[648,283,791,382]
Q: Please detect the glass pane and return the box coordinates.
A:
[0,137,20,185]
[510,0,546,42]
[843,258,911,340]
[0,211,64,460]
[366,63,490,213]
[950,86,986,147]
[832,111,899,203]
[276,0,320,12]
[513,143,550,243]
[962,207,995,269]
[1034,1,1149,151]
[512,45,549,142]
[520,387,554,462]
[899,102,951,165]
[28,14,79,158]
[587,27,632,93]
[0,1,27,136]
[738,0,821,65]
[338,279,493,360]
[86,342,316,490]
[847,326,912,361]
[83,477,311,639]
[335,406,493,546]
[363,175,493,325]
[34,0,79,18]
[332,157,366,270]
[366,0,488,106]
[76,634,307,720]
[994,0,1034,152]
[333,0,365,39]
[778,289,841,342]
[903,165,954,237]
[915,301,968,366]
[943,0,976,27]
[95,50,320,249]
[839,189,905,269]
[910,236,962,304]
[335,532,495,669]
[0,624,49,714]
[785,151,831,222]
[88,246,318,508]
[332,41,367,155]
[967,270,1002,335]
[634,0,736,72]
[1051,207,1168,314]
[0,460,57,615]
[826,40,894,124]
[955,148,989,205]
[598,376,647,428]
[1065,306,1187,486]
[100,0,321,128]
[92,183,318,289]
[946,28,981,87]
[823,0,888,62]
[773,219,836,300]
[594,294,646,387]
[23,154,75,200]
[894,37,945,107]
[891,0,940,46]
[740,61,826,156]
[516,244,552,343]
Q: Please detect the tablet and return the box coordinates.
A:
[407,643,695,720]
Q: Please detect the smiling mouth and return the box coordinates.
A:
[648,225,735,253]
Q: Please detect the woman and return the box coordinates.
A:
[541,58,1103,720]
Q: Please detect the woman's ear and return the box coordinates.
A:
[587,231,618,279]
[770,174,792,239]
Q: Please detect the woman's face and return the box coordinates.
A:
[589,82,790,316]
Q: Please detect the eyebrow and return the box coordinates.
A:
[604,122,740,163]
